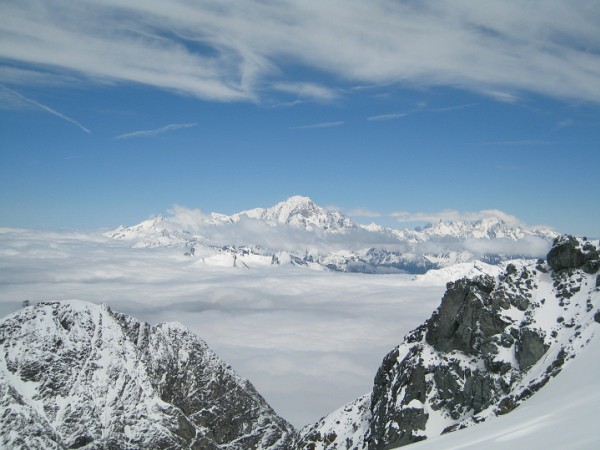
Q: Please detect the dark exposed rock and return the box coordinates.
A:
[595,311,600,324]
[368,346,428,450]
[583,260,600,274]
[515,329,549,370]
[426,276,508,354]
[365,271,527,449]
[547,235,599,272]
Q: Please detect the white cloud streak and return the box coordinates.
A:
[272,82,338,102]
[367,112,407,122]
[479,140,552,146]
[292,121,345,130]
[0,1,599,103]
[428,103,477,113]
[391,208,522,224]
[344,207,382,218]
[0,85,91,133]
[115,122,198,140]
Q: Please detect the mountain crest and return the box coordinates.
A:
[240,196,355,232]
[297,235,600,449]
[106,197,558,272]
[0,300,295,449]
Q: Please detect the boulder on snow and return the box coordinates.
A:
[515,329,549,370]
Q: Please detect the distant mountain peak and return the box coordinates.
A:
[281,195,314,205]
[239,196,355,232]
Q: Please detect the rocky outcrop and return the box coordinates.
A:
[298,235,600,450]
[547,235,600,273]
[0,301,296,449]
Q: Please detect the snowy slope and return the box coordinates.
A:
[0,301,295,449]
[106,196,557,273]
[408,329,600,449]
[413,261,503,284]
[297,235,600,449]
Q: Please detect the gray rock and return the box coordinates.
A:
[368,346,428,450]
[425,276,507,354]
[547,235,599,271]
[515,329,549,370]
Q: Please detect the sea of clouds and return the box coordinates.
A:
[0,227,451,427]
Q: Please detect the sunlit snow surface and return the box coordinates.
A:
[0,228,450,427]
[409,331,600,450]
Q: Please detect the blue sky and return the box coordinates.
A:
[1,1,599,237]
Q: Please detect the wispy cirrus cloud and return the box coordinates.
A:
[272,82,338,102]
[557,119,574,129]
[1,1,599,104]
[479,139,552,146]
[0,85,91,134]
[367,112,407,122]
[292,121,344,130]
[391,208,522,224]
[115,123,198,140]
[367,103,476,122]
[428,103,477,113]
[344,207,382,218]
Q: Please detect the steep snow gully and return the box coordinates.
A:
[1,235,599,449]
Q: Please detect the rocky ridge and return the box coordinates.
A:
[297,235,600,449]
[0,301,295,449]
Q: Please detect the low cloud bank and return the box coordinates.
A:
[143,206,553,259]
[0,228,445,427]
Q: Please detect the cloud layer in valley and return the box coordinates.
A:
[0,228,447,427]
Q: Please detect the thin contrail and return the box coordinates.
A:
[115,123,198,140]
[0,85,91,134]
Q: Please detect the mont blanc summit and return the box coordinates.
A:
[108,196,557,273]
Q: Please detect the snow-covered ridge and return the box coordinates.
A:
[297,235,600,449]
[0,300,295,449]
[106,196,558,273]
[236,195,355,232]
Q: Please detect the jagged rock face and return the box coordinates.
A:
[298,235,600,450]
[0,301,296,449]
[426,275,508,354]
[547,235,600,273]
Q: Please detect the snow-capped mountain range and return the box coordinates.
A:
[107,196,558,273]
[2,235,599,448]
